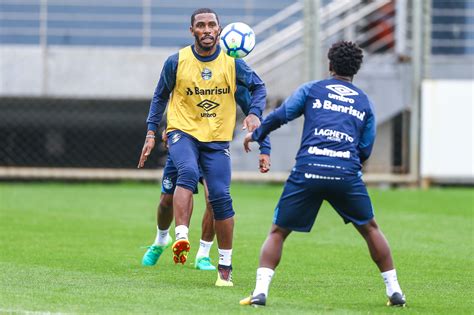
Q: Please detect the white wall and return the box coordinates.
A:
[0,45,175,98]
[421,80,474,182]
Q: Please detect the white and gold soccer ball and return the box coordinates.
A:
[220,22,256,59]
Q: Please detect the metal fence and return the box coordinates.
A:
[0,97,167,169]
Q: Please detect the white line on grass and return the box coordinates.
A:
[0,309,69,315]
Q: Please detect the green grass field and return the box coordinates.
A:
[0,182,472,314]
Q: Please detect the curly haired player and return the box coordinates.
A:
[240,41,406,307]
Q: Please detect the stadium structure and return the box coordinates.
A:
[0,0,472,186]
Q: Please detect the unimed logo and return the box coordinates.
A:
[197,99,220,117]
[308,146,350,159]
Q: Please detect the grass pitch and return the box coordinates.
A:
[0,182,472,314]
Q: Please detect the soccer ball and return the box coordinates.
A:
[220,22,256,58]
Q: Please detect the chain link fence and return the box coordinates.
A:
[0,97,167,169]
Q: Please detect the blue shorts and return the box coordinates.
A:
[167,130,233,220]
[273,170,374,232]
[161,155,202,195]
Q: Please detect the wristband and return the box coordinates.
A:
[146,134,156,139]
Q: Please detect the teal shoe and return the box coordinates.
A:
[194,256,216,271]
[142,238,172,266]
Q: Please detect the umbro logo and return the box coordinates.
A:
[197,99,220,118]
[171,133,181,144]
[326,84,359,97]
[197,99,220,112]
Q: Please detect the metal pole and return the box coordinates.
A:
[304,0,322,81]
[245,0,254,25]
[314,0,322,80]
[423,0,432,78]
[395,0,407,56]
[142,0,151,47]
[304,0,313,81]
[410,0,423,184]
[40,0,48,95]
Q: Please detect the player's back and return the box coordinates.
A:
[294,78,375,177]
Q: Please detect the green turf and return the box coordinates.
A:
[0,182,472,314]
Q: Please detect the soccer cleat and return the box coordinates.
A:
[387,292,407,307]
[172,239,190,265]
[239,293,267,306]
[215,264,233,286]
[194,256,216,271]
[141,238,172,266]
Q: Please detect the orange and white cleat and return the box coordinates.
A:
[172,239,190,265]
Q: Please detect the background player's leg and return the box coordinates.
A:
[142,156,177,266]
[157,193,173,231]
[200,180,215,243]
[195,180,217,270]
[354,219,405,305]
[142,193,175,266]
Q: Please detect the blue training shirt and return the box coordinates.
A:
[147,44,270,155]
[252,77,376,177]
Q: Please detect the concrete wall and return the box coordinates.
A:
[0,45,405,174]
[0,45,175,98]
[230,115,304,173]
[364,120,393,173]
[4,45,470,176]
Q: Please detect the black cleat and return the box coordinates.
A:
[240,293,266,306]
[387,292,407,307]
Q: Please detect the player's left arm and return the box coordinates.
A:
[358,100,376,163]
[235,59,266,132]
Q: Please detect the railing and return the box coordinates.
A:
[431,1,474,54]
[0,0,295,46]
[2,0,473,55]
[248,0,393,77]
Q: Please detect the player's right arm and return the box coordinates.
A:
[358,100,376,163]
[243,82,312,152]
[138,54,178,168]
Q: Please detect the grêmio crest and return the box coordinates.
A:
[201,68,212,80]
